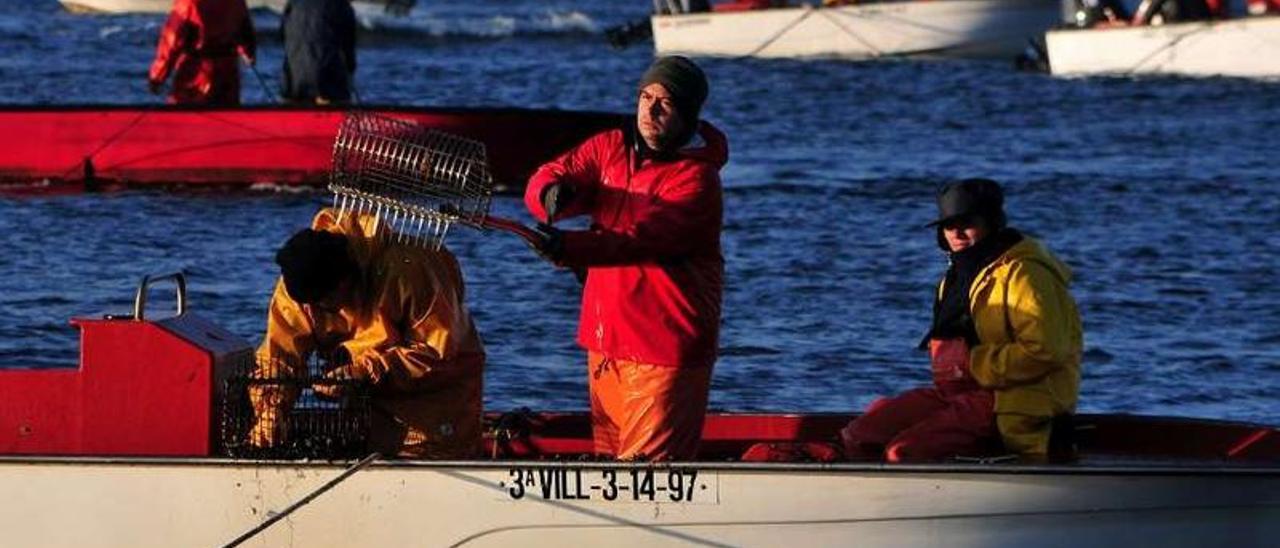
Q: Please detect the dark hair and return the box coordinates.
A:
[275,229,357,304]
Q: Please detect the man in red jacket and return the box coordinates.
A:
[525,56,728,461]
[148,0,257,105]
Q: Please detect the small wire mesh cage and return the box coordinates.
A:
[221,352,372,460]
[329,111,497,249]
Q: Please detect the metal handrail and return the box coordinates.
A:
[132,272,187,321]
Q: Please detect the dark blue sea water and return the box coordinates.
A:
[1,0,1277,424]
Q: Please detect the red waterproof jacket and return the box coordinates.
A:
[148,0,256,105]
[525,122,728,368]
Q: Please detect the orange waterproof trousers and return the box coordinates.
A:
[587,351,712,461]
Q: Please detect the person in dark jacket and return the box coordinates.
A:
[148,0,256,105]
[280,0,357,105]
[525,56,728,461]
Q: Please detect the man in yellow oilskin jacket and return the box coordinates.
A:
[840,179,1082,462]
[250,208,485,459]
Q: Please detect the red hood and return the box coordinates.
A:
[678,120,729,168]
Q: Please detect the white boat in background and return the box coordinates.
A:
[650,0,1063,59]
[1046,15,1280,78]
[59,0,414,18]
[59,0,170,13]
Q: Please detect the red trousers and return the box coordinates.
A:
[167,56,242,105]
[587,351,712,461]
[840,386,996,463]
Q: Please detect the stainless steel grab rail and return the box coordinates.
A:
[132,272,187,321]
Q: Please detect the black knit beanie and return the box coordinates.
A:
[275,229,356,304]
[639,56,709,125]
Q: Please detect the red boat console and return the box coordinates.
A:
[0,274,250,456]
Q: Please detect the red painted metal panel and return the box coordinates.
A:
[0,315,251,456]
[0,106,623,192]
[0,369,82,454]
[76,319,216,456]
[1084,414,1280,460]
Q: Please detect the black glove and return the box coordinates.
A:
[323,346,352,369]
[147,79,163,95]
[541,183,575,221]
[529,223,565,265]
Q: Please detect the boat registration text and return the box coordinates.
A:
[501,467,717,504]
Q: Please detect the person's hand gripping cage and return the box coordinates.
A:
[527,182,575,265]
[312,346,370,400]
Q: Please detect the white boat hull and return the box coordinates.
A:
[651,0,1061,59]
[60,0,172,13]
[60,0,401,19]
[2,457,1276,547]
[1046,16,1280,78]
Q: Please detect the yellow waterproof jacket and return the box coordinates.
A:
[946,237,1083,456]
[258,208,485,458]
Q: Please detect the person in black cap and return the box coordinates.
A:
[250,208,486,459]
[839,179,1083,462]
[521,56,729,461]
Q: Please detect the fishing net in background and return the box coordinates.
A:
[329,111,542,249]
[221,352,371,460]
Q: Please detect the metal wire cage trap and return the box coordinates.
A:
[329,111,497,249]
[221,353,372,460]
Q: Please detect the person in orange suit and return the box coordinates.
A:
[148,0,257,105]
[250,208,486,459]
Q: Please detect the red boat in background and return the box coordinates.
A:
[0,105,624,194]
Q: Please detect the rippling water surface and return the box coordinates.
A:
[1,0,1277,423]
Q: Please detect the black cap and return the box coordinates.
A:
[275,229,356,304]
[926,178,1007,229]
[639,55,709,124]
